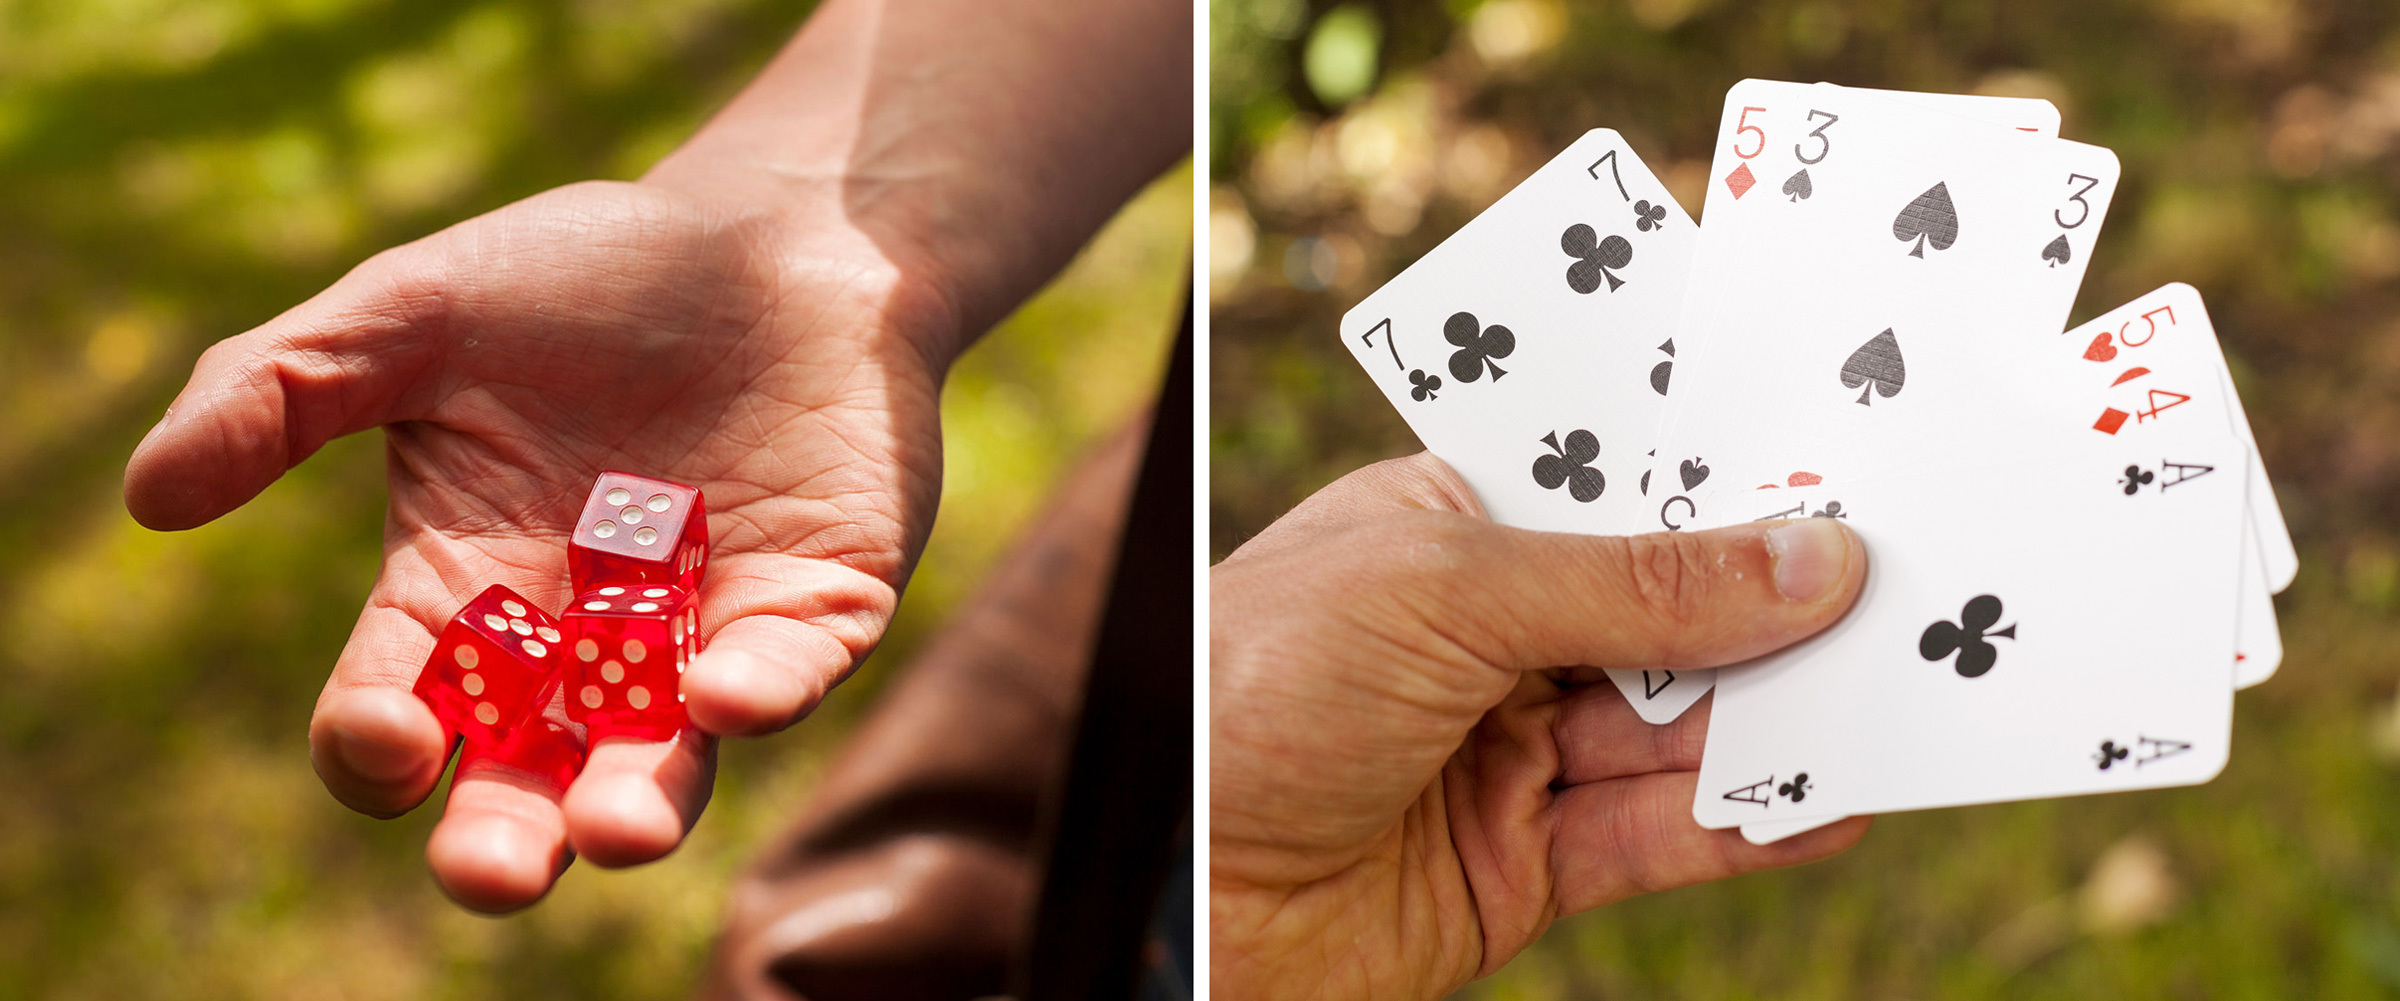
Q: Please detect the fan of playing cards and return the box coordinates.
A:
[1340,80,2295,844]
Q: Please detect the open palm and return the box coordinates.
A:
[125,179,957,911]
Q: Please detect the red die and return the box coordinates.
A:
[460,676,587,790]
[413,585,566,747]
[563,584,701,741]
[567,472,708,593]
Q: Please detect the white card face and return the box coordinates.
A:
[1687,311,2250,827]
[1741,813,1845,845]
[1338,128,1696,537]
[1338,130,1715,724]
[2222,355,2299,593]
[1646,81,2121,531]
[1594,87,2075,723]
[1689,449,2247,828]
[2234,520,2284,688]
[1838,86,2062,137]
[2046,284,2297,594]
[2038,285,2285,687]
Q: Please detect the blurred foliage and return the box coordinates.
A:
[0,1,1188,998]
[1212,0,2400,996]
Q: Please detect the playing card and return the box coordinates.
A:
[1692,453,2246,828]
[1337,130,1720,723]
[1844,86,2062,136]
[1603,84,2074,723]
[2039,285,2288,685]
[1338,129,1696,537]
[1648,81,2122,532]
[1735,285,2285,843]
[1689,315,2250,827]
[1741,813,1847,845]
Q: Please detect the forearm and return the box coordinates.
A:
[642,0,1191,359]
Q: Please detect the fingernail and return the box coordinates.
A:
[332,718,425,783]
[1767,519,1850,603]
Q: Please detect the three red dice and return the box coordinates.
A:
[413,471,709,781]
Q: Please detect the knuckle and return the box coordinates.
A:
[1372,510,1486,578]
[1619,532,1715,630]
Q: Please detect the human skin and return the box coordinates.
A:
[1211,454,1875,1000]
[121,0,1188,913]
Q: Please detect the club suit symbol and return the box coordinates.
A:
[2094,740,2130,771]
[1408,368,1442,401]
[1443,311,1515,383]
[1634,199,1668,231]
[1778,773,1812,802]
[1532,430,1605,503]
[1561,224,1633,293]
[1919,594,2016,678]
[2120,464,2155,495]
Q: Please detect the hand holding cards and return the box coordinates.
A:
[1337,80,2291,838]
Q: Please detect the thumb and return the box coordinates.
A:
[1209,504,1864,865]
[124,248,447,530]
[1405,514,1867,675]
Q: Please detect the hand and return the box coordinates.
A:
[123,177,955,911]
[1210,454,1874,1000]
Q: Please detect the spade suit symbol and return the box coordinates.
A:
[1919,594,2017,678]
[1893,182,1959,258]
[1678,457,1710,491]
[2042,234,2073,267]
[1839,329,1906,405]
[1443,311,1515,383]
[1782,168,1813,202]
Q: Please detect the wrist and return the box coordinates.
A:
[634,155,973,374]
[629,0,1186,366]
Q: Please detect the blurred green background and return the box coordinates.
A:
[1213,0,2400,996]
[0,1,1188,998]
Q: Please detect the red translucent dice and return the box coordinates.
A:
[410,471,708,788]
[567,472,708,593]
[563,584,700,741]
[413,585,566,747]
